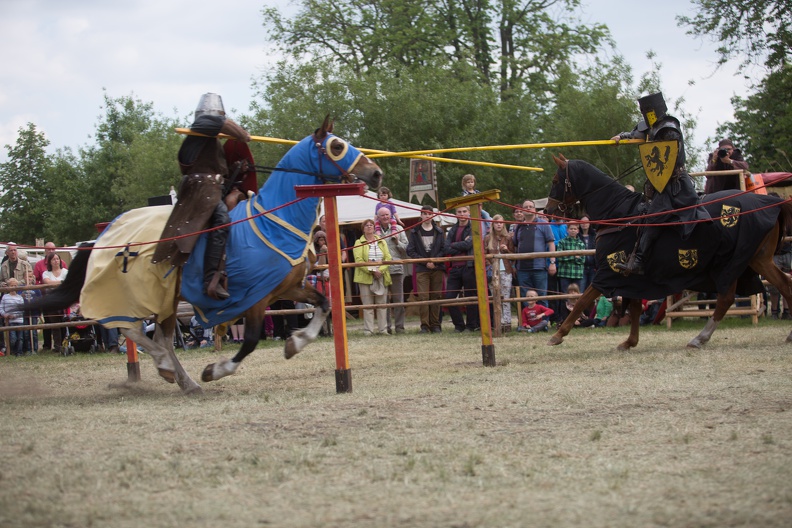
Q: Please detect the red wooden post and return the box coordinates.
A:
[296,183,367,393]
[126,340,141,382]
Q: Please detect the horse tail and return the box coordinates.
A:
[25,243,94,314]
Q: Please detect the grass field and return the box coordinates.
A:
[1,318,790,527]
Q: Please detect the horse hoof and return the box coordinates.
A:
[786,333,792,343]
[687,341,702,349]
[547,335,563,346]
[201,364,216,382]
[158,369,176,384]
[184,385,204,396]
[284,337,298,360]
[616,343,633,352]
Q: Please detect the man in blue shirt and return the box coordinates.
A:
[513,200,556,307]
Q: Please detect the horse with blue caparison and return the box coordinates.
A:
[545,154,792,351]
[26,118,382,394]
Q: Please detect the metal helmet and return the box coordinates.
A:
[194,93,225,119]
[638,92,668,128]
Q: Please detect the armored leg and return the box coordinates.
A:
[204,202,230,300]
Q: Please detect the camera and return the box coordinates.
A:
[717,148,729,158]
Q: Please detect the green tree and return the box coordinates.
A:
[540,58,640,179]
[717,66,792,171]
[250,59,556,212]
[0,123,52,244]
[262,0,609,98]
[679,0,791,172]
[678,0,791,72]
[77,91,182,231]
[45,148,93,243]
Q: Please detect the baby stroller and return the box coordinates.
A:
[143,301,193,349]
[64,311,99,355]
[186,316,214,348]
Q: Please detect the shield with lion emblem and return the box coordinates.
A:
[607,251,628,273]
[720,204,740,228]
[678,249,699,270]
[639,140,678,193]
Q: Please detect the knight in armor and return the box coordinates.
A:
[152,93,252,299]
[611,92,709,275]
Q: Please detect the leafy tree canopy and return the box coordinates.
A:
[716,65,792,171]
[262,0,610,101]
[0,123,52,244]
[678,0,791,73]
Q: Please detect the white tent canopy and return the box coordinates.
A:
[321,191,429,226]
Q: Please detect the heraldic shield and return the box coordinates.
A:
[720,204,740,228]
[639,139,678,193]
[678,248,698,270]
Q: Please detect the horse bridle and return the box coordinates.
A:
[552,164,575,216]
[553,160,644,215]
[247,135,358,184]
[312,133,356,184]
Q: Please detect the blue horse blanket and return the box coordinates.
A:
[182,133,364,326]
[79,132,364,329]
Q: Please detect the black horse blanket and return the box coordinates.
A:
[593,190,783,300]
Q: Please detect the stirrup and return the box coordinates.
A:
[205,271,230,300]
[615,254,645,276]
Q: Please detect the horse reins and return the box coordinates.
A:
[247,135,356,184]
[557,160,643,212]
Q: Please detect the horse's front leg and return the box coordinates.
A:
[549,285,600,345]
[617,298,642,351]
[688,284,736,348]
[284,286,330,359]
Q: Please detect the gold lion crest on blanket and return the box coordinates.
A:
[678,249,698,269]
[721,204,740,228]
[607,251,628,273]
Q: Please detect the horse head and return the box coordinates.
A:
[313,115,383,190]
[545,154,576,216]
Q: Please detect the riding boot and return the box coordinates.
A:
[204,227,230,300]
[616,252,645,276]
[616,227,657,276]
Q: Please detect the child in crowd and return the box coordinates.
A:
[20,270,40,354]
[640,298,663,325]
[460,173,492,234]
[593,295,613,327]
[0,278,25,356]
[556,283,596,328]
[519,290,554,333]
[374,187,403,226]
[556,222,585,294]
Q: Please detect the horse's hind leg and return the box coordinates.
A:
[122,326,202,395]
[688,283,736,348]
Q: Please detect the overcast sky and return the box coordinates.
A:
[0,0,755,170]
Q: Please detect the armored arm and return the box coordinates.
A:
[221,119,251,143]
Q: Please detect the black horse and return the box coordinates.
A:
[545,154,792,350]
